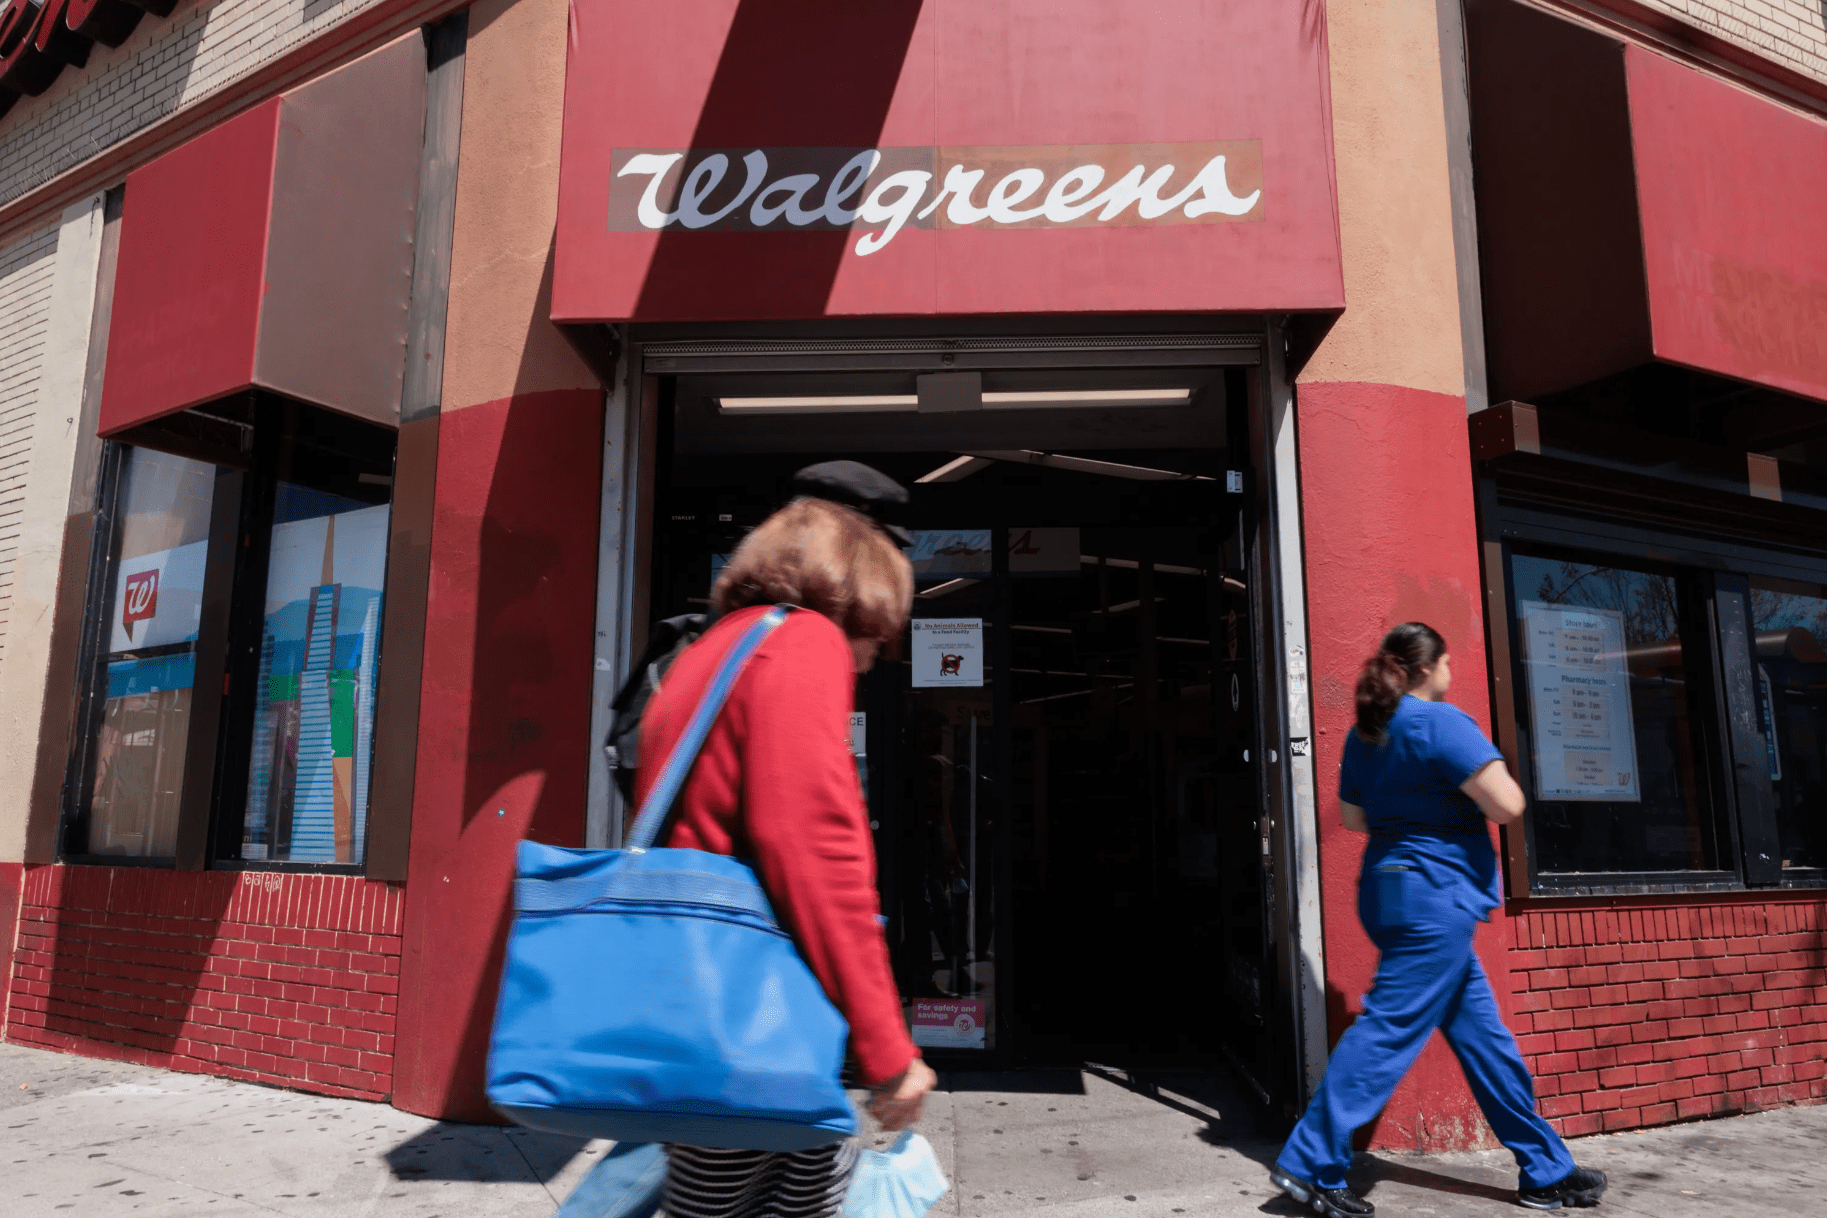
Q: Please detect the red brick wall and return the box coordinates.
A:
[4,865,404,1102]
[1510,896,1827,1136]
[0,862,21,1039]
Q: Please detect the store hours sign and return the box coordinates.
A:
[1519,602,1641,801]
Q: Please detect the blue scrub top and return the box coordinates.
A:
[1340,695,1505,919]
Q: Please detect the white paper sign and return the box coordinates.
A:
[1520,601,1640,801]
[1008,527,1081,574]
[849,712,867,757]
[911,618,984,687]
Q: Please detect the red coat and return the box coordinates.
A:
[633,604,919,1086]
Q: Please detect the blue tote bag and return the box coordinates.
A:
[487,606,857,1150]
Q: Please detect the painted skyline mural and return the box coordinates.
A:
[242,497,389,864]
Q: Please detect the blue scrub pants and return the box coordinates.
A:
[1277,866,1576,1191]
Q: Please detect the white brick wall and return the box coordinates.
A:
[1634,0,1827,84]
[0,225,60,662]
[0,0,390,208]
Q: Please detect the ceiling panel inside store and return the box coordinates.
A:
[671,367,1226,454]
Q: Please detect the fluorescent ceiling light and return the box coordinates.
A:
[718,395,916,413]
[1081,556,1209,576]
[966,451,1217,482]
[717,388,1192,414]
[1079,555,1244,591]
[980,389,1191,407]
[916,577,980,599]
[915,455,996,483]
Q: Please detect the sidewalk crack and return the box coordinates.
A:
[503,1128,561,1204]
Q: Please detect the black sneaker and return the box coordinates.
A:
[1519,1166,1608,1210]
[1270,1167,1376,1218]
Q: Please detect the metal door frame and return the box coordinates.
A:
[585,318,1327,1113]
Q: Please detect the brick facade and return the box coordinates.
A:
[1510,897,1827,1136]
[0,0,392,210]
[5,866,404,1101]
[1632,0,1827,86]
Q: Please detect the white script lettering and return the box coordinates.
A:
[611,146,1262,255]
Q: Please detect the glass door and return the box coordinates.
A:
[645,358,1277,1072]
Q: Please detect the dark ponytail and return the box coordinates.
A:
[1355,622,1447,745]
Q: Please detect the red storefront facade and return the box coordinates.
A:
[0,0,1820,1151]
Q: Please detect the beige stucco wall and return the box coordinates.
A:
[0,197,107,863]
[1300,0,1466,397]
[440,0,600,413]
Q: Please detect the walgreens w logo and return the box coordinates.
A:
[122,568,158,640]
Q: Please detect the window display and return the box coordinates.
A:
[75,449,216,858]
[240,487,390,864]
[66,398,395,871]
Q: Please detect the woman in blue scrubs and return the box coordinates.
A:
[1271,623,1607,1217]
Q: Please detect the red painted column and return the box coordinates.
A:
[391,389,603,1120]
[1297,380,1519,1151]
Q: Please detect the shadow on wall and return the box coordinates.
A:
[426,386,605,1122]
[20,866,237,1072]
[630,0,926,319]
[1325,978,1396,1152]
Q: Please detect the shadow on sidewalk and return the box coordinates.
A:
[383,1121,590,1184]
[1355,1155,1515,1204]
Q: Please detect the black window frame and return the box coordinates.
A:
[59,393,397,875]
[1487,488,1827,897]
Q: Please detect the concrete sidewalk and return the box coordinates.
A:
[4,1041,1823,1217]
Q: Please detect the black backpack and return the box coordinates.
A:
[604,612,713,801]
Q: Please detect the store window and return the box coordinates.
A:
[1499,532,1827,892]
[239,484,390,864]
[1509,550,1729,877]
[65,397,395,870]
[73,449,217,858]
[1749,575,1827,871]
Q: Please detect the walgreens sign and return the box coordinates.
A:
[0,0,173,119]
[554,2,1342,319]
[608,142,1264,256]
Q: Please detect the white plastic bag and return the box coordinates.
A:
[844,1131,950,1218]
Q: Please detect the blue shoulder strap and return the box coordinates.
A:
[625,605,793,852]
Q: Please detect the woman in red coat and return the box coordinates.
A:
[635,484,936,1218]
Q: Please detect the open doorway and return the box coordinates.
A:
[635,333,1287,1090]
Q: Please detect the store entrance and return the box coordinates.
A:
[641,349,1279,1080]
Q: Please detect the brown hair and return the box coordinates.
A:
[1355,621,1447,745]
[712,497,914,643]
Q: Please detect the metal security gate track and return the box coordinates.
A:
[640,332,1263,374]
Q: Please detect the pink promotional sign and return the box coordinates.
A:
[911,998,987,1049]
[554,0,1343,321]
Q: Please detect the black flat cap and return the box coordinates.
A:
[791,460,913,545]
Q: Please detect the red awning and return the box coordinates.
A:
[551,0,1344,322]
[99,35,426,437]
[1467,0,1827,406]
[1628,46,1827,405]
